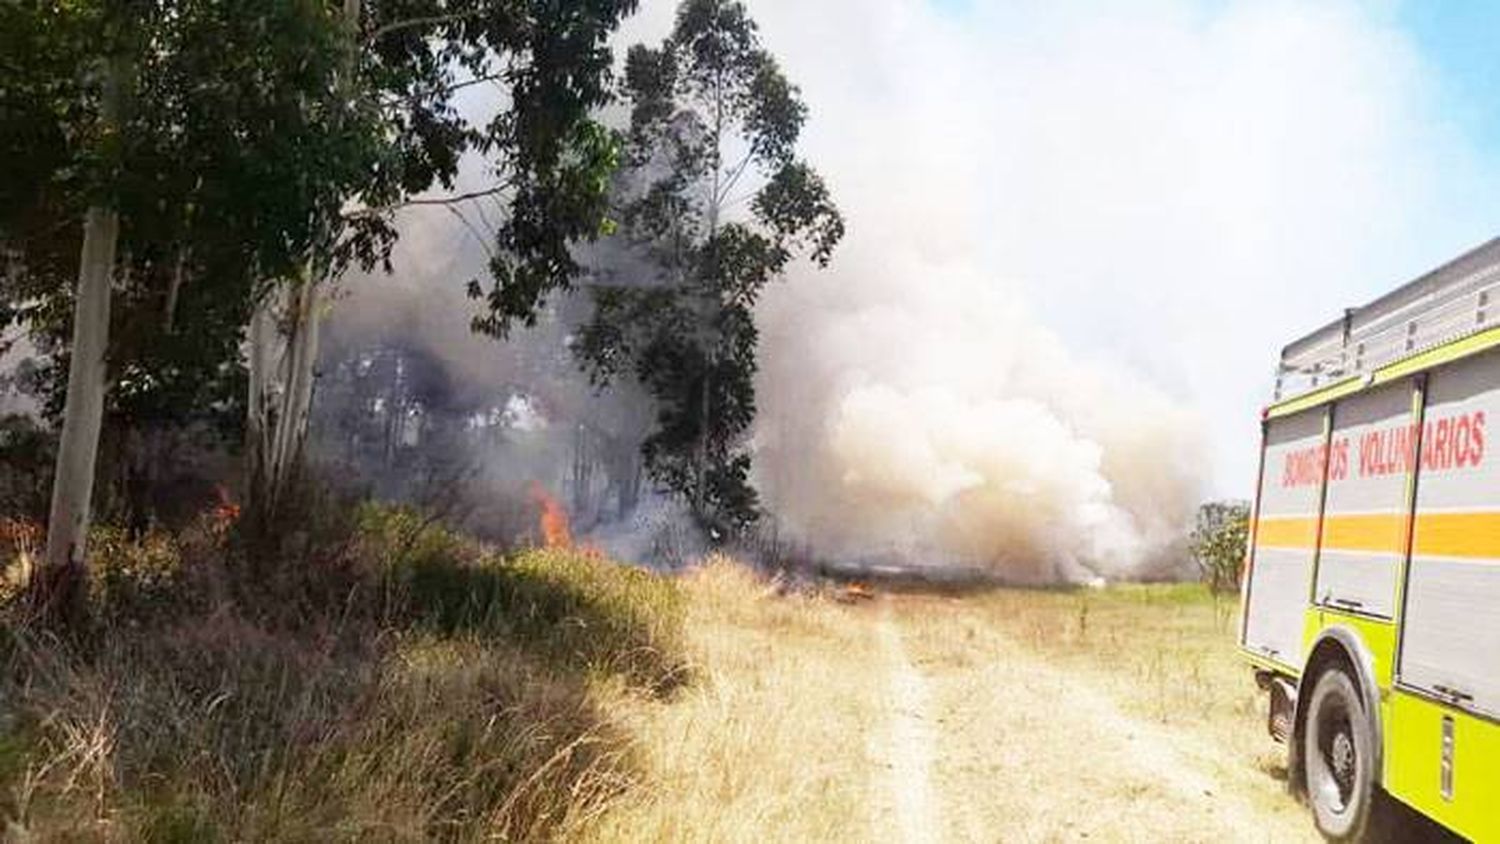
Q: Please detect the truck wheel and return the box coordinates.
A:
[1303,666,1376,840]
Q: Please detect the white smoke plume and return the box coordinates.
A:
[754,239,1204,582]
[630,0,1498,582]
[320,0,1497,580]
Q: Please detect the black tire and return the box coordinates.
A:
[1303,666,1378,841]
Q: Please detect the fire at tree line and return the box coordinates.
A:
[0,0,1251,603]
[0,0,865,613]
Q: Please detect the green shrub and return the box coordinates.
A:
[1189,500,1250,594]
[402,548,688,691]
[355,503,689,692]
[89,526,188,623]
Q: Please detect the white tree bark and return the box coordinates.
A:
[245,284,278,514]
[43,57,125,574]
[246,272,322,520]
[269,273,321,510]
[43,206,119,570]
[244,0,356,523]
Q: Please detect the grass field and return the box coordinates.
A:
[896,585,1314,841]
[3,524,1321,841]
[589,577,1317,842]
[0,510,689,841]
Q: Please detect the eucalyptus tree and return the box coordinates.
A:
[576,0,844,540]
[2,1,382,614]
[1,0,634,614]
[245,0,634,528]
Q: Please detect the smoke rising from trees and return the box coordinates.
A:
[316,0,1500,581]
[645,0,1495,580]
[754,244,1205,582]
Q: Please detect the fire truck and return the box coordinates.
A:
[1242,237,1500,841]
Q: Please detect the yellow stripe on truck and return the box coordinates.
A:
[1254,516,1319,549]
[1257,511,1500,558]
[1321,513,1408,553]
[1412,511,1500,558]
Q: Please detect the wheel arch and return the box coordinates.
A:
[1290,626,1385,793]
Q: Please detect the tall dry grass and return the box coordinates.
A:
[893,582,1311,839]
[0,505,688,841]
[953,585,1274,769]
[582,558,885,843]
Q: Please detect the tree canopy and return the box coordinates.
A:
[0,0,637,534]
[2,0,635,422]
[577,0,844,540]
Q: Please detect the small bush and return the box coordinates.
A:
[1189,500,1250,594]
[89,526,189,622]
[364,504,689,693]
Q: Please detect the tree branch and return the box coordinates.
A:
[379,72,506,110]
[342,184,512,219]
[717,149,754,206]
[445,205,497,261]
[365,10,488,45]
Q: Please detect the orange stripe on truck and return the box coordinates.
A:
[1256,511,1500,559]
[1322,513,1408,553]
[1412,511,1500,559]
[1254,517,1319,549]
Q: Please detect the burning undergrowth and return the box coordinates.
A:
[313,211,1203,583]
[308,202,709,566]
[308,53,1206,585]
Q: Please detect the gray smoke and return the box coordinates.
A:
[754,242,1205,583]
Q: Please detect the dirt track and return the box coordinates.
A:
[871,593,1318,843]
[592,573,1335,842]
[592,573,1465,842]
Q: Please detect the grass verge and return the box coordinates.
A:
[0,506,687,841]
[581,560,883,842]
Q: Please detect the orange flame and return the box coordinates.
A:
[210,485,241,537]
[529,482,572,549]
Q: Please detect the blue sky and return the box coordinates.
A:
[1399,1,1500,156]
[927,0,1500,188]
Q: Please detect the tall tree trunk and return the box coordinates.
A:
[162,244,188,333]
[44,206,119,566]
[696,362,711,520]
[37,55,126,618]
[267,272,321,508]
[245,285,276,524]
[243,0,357,529]
[246,272,322,527]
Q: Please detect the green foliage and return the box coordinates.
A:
[2,1,379,429]
[1189,499,1251,594]
[577,0,844,540]
[0,0,636,508]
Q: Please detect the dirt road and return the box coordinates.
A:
[878,593,1316,842]
[592,570,1322,843]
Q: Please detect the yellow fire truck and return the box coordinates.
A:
[1242,237,1500,841]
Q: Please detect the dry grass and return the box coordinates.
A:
[0,518,1325,842]
[581,558,884,843]
[894,584,1315,841]
[575,575,1316,842]
[0,507,689,842]
[950,585,1287,780]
